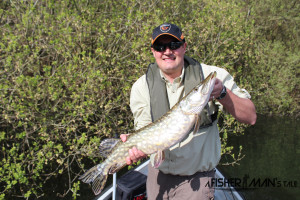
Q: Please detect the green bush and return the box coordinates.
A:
[0,0,298,198]
[243,0,299,116]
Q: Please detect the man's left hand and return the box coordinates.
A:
[209,78,223,101]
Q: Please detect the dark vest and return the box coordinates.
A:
[146,55,217,128]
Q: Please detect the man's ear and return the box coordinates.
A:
[151,47,155,56]
[183,42,187,52]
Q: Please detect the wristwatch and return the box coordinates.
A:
[216,85,227,100]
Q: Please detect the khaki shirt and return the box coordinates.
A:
[130,63,251,175]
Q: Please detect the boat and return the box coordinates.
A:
[93,160,244,200]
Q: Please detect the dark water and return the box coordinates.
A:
[218,114,300,200]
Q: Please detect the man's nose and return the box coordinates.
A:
[164,47,173,54]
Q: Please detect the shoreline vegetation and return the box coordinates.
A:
[0,0,298,199]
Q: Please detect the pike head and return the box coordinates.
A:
[180,71,216,114]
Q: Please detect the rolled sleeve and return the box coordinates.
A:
[222,70,251,99]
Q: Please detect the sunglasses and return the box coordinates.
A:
[152,41,183,52]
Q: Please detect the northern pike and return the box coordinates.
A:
[79,71,217,195]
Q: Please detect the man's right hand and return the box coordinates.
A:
[120,134,147,165]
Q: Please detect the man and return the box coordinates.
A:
[121,23,256,200]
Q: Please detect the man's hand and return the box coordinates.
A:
[209,78,223,101]
[120,134,147,165]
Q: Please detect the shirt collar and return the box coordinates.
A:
[159,67,185,84]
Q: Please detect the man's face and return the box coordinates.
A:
[151,35,187,78]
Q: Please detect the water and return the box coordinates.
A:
[218,114,300,200]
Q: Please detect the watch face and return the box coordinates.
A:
[220,92,226,98]
[217,86,227,100]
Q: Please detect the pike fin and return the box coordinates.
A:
[79,164,108,195]
[79,165,101,184]
[109,163,126,174]
[153,150,165,168]
[99,138,120,157]
[92,173,108,195]
[193,114,201,134]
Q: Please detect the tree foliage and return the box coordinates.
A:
[0,0,298,198]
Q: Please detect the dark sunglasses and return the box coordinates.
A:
[152,41,184,52]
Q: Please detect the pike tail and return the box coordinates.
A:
[79,164,108,195]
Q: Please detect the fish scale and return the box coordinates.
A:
[79,71,217,195]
